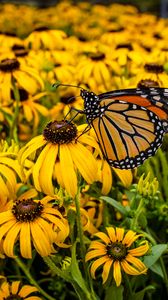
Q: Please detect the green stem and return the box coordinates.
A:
[10,78,20,143]
[15,257,56,300]
[43,256,72,282]
[74,188,87,278]
[130,197,144,230]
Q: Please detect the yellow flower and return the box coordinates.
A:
[12,88,49,130]
[0,140,23,198]
[86,227,149,286]
[133,62,168,87]
[25,28,67,50]
[18,121,99,198]
[76,51,115,92]
[0,281,42,299]
[0,194,69,258]
[0,58,44,104]
[49,88,84,121]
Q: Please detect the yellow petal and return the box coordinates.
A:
[69,143,97,183]
[13,70,38,94]
[59,144,77,198]
[102,258,113,284]
[113,168,133,188]
[85,249,107,261]
[106,227,117,242]
[121,260,147,275]
[126,254,147,272]
[113,260,122,286]
[116,227,125,242]
[19,285,38,297]
[20,222,32,259]
[19,135,47,165]
[30,221,52,256]
[128,243,149,256]
[33,143,54,191]
[3,222,21,257]
[11,281,20,295]
[90,256,108,279]
[94,232,110,244]
[101,160,112,195]
[39,144,58,195]
[122,230,142,247]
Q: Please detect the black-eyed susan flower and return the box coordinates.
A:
[86,227,149,286]
[0,280,42,300]
[25,28,67,50]
[18,121,99,198]
[0,57,44,104]
[0,140,23,198]
[133,62,168,87]
[0,194,69,258]
[76,51,115,92]
[11,88,49,131]
[49,88,84,121]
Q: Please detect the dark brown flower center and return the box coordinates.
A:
[34,26,49,32]
[144,63,164,74]
[88,52,105,61]
[116,43,133,51]
[0,58,20,72]
[106,242,127,260]
[5,295,22,300]
[12,199,44,222]
[11,88,29,101]
[137,79,160,88]
[60,93,76,104]
[43,120,78,144]
[12,45,29,57]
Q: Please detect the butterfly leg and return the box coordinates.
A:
[64,106,85,122]
[75,124,91,142]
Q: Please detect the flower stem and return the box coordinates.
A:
[15,257,56,300]
[130,197,144,230]
[10,78,20,143]
[74,188,88,277]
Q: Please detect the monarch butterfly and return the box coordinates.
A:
[55,84,168,169]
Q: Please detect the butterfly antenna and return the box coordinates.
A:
[52,82,82,90]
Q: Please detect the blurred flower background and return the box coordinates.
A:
[0,1,168,300]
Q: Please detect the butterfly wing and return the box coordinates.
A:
[99,88,168,124]
[92,99,165,169]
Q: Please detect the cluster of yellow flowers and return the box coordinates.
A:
[0,1,167,298]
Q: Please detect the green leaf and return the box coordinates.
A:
[143,244,167,267]
[149,261,165,278]
[70,242,90,297]
[101,196,127,215]
[105,284,124,300]
[132,285,155,300]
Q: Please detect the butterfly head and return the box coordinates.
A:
[80,89,101,123]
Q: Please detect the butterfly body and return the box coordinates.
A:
[80,87,168,169]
